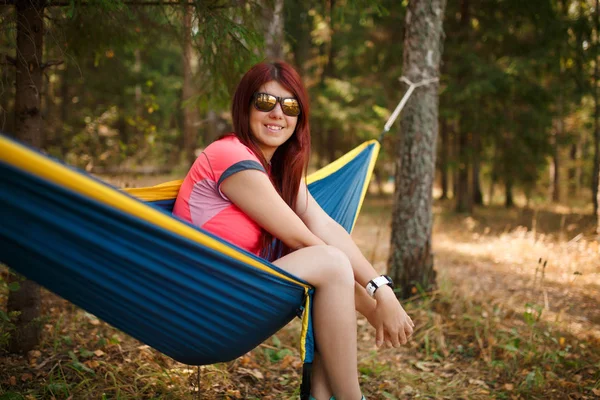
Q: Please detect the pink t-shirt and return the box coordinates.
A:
[172,135,266,255]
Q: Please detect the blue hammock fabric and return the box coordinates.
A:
[0,133,379,397]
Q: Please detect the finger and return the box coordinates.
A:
[398,327,408,345]
[409,316,415,327]
[376,326,384,348]
[385,340,392,349]
[389,328,401,348]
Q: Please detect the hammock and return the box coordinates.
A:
[0,133,380,398]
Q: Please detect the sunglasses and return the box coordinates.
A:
[253,92,301,117]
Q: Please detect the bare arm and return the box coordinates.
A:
[295,180,414,346]
[220,169,325,250]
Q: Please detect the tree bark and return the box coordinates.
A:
[7,0,46,354]
[388,0,447,299]
[182,5,199,165]
[439,117,449,199]
[472,129,483,205]
[455,128,472,212]
[552,87,564,203]
[1,53,14,134]
[594,0,600,223]
[454,0,472,213]
[505,176,514,208]
[263,0,284,60]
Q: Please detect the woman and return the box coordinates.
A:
[173,61,414,400]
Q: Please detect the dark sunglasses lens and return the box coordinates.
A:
[254,94,277,112]
[282,99,301,116]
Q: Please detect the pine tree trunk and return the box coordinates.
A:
[59,65,70,158]
[503,128,514,208]
[439,118,449,199]
[568,142,578,195]
[456,128,472,212]
[505,177,514,208]
[455,0,472,213]
[264,0,284,60]
[8,0,46,354]
[388,0,447,299]
[552,93,563,203]
[290,1,311,75]
[182,6,199,165]
[1,55,14,133]
[591,28,598,231]
[472,131,483,205]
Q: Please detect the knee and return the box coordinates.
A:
[313,245,354,287]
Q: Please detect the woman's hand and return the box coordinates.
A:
[367,286,414,348]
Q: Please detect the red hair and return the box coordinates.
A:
[230,61,311,260]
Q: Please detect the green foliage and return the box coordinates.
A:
[2,0,597,202]
[0,269,19,351]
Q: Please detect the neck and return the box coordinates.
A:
[258,144,275,163]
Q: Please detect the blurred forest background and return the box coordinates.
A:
[1,0,599,216]
[1,0,600,399]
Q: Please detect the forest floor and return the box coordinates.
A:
[1,184,599,400]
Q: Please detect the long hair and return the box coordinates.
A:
[230,61,311,260]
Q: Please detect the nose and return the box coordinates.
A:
[268,102,285,118]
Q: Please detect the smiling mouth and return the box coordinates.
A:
[265,124,283,131]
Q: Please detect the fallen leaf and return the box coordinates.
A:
[504,383,514,391]
[21,373,33,382]
[9,376,16,385]
[468,378,489,388]
[414,361,437,372]
[94,349,105,357]
[592,389,600,396]
[237,367,264,380]
[28,350,41,358]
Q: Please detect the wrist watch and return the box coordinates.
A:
[365,275,394,297]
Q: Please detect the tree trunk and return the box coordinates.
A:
[1,51,14,134]
[8,0,46,354]
[59,64,70,158]
[263,0,284,60]
[568,142,580,196]
[455,0,472,213]
[455,128,472,212]
[182,5,199,165]
[552,91,564,203]
[388,0,447,299]
[505,176,514,208]
[472,130,483,205]
[591,7,598,230]
[503,129,514,208]
[289,1,311,75]
[439,117,449,199]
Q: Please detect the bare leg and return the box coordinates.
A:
[311,353,333,399]
[273,245,362,400]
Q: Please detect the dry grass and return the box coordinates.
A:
[1,193,599,399]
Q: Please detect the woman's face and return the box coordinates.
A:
[249,80,299,161]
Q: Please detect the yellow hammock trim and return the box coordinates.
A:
[305,139,380,231]
[0,136,310,290]
[126,139,380,232]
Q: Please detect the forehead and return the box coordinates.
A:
[258,81,294,98]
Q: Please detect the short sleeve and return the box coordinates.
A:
[204,136,266,191]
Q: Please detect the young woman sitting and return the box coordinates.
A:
[173,61,414,400]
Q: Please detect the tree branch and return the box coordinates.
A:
[0,54,16,67]
[46,1,202,6]
[41,59,64,70]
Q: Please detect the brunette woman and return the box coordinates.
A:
[173,61,414,400]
